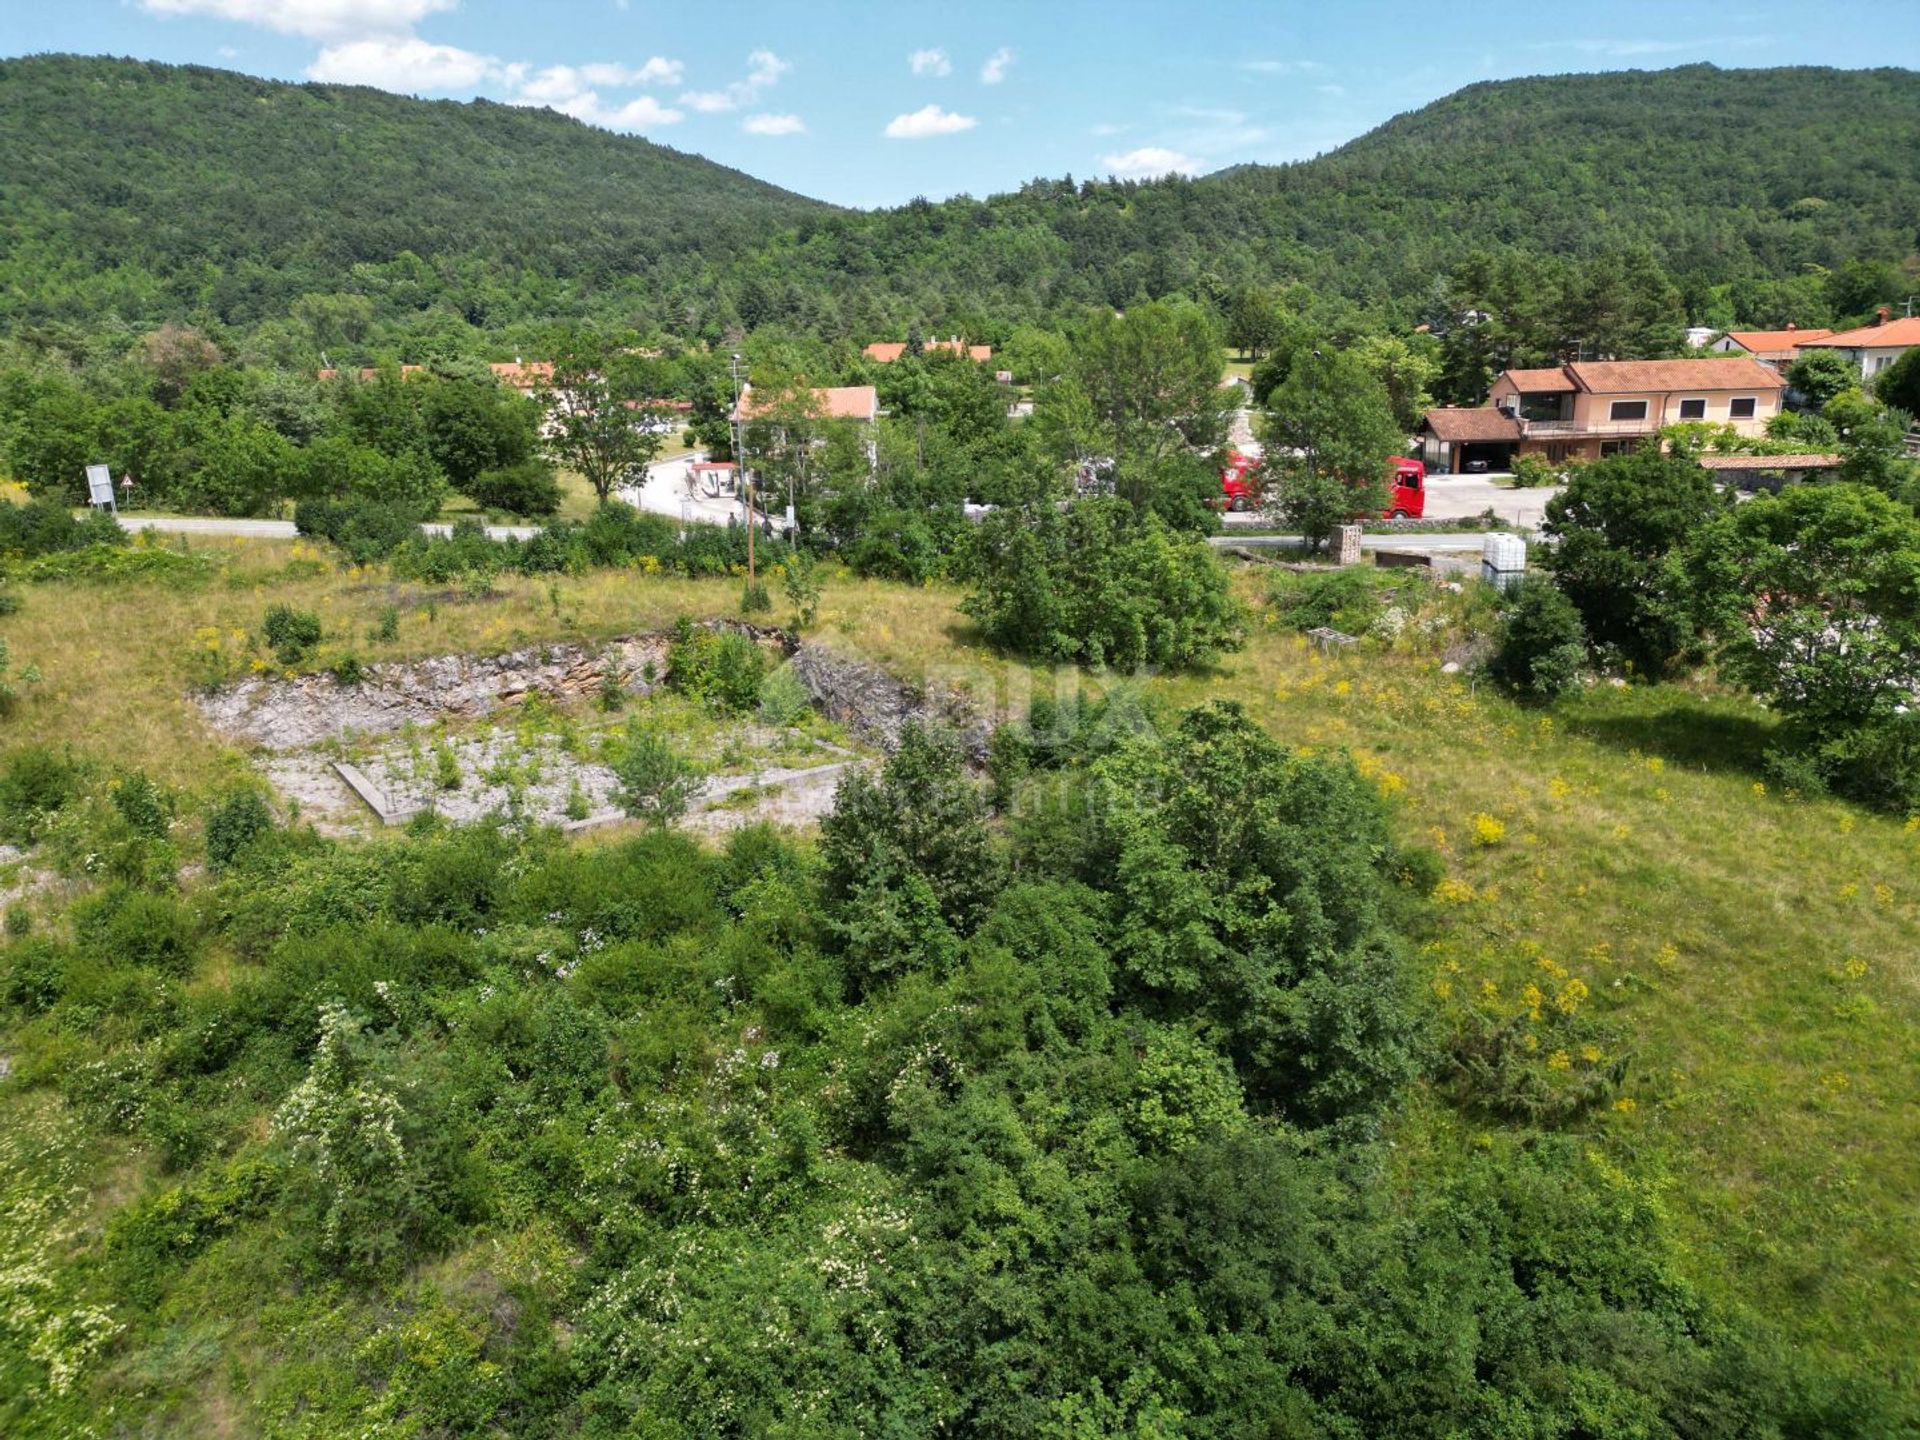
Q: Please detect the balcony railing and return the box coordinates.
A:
[1518,417,1660,438]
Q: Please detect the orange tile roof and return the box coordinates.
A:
[862,339,992,362]
[489,360,555,388]
[1501,367,1575,393]
[1565,358,1782,394]
[1808,316,1920,349]
[1420,407,1522,442]
[1724,327,1832,355]
[317,365,423,381]
[732,384,879,423]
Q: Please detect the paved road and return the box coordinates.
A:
[1219,473,1559,533]
[1210,532,1490,554]
[118,515,544,541]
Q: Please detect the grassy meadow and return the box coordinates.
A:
[1,537,1916,1396]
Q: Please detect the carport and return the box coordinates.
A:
[1417,407,1523,474]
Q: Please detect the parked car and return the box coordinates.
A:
[1219,453,1426,519]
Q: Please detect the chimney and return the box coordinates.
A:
[1876,307,1890,326]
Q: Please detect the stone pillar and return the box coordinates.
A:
[1332,524,1362,567]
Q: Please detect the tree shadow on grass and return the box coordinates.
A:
[1559,699,1778,778]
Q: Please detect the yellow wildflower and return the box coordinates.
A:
[1546,1049,1571,1071]
[1471,813,1506,847]
[1613,1097,1637,1114]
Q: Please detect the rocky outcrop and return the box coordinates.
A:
[196,636,674,749]
[789,641,992,761]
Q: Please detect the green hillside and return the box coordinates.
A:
[729,64,1920,331]
[2,57,1918,351]
[0,54,829,335]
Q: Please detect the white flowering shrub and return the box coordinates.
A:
[272,1000,413,1272]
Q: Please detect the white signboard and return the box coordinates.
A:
[85,464,114,507]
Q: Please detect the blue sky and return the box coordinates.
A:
[12,0,1920,208]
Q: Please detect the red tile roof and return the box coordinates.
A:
[490,360,555,388]
[1564,358,1781,394]
[1501,367,1575,393]
[1807,316,1920,349]
[732,384,879,423]
[863,339,993,363]
[1420,407,1522,443]
[1723,327,1832,356]
[317,365,423,382]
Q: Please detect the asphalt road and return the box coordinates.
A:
[1208,532,1490,554]
[1219,473,1560,532]
[117,515,544,541]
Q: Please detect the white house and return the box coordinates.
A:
[1794,309,1920,382]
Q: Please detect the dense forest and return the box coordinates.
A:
[4,56,1918,357]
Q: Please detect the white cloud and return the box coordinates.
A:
[596,94,684,127]
[217,44,240,58]
[908,47,951,77]
[980,46,1014,84]
[884,103,977,139]
[308,35,499,90]
[1101,145,1199,178]
[140,0,453,39]
[679,47,789,113]
[742,112,804,136]
[1237,58,1323,74]
[1090,122,1125,136]
[580,57,683,86]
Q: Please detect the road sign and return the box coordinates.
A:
[85,464,115,508]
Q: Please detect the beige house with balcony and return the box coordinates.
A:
[1418,357,1785,473]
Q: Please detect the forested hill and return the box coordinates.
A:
[3,56,1918,346]
[0,55,829,333]
[729,64,1920,332]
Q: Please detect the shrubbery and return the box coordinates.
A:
[262,604,323,665]
[963,497,1245,668]
[665,618,767,712]
[1488,576,1587,702]
[0,496,125,560]
[0,713,1899,1434]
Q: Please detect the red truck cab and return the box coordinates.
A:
[1221,453,1425,518]
[1220,451,1258,511]
[1386,457,1425,519]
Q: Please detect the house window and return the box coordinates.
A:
[1600,440,1635,457]
[1729,396,1757,420]
[1677,398,1706,420]
[1609,400,1649,423]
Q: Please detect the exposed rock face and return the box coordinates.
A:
[196,637,673,750]
[789,641,992,761]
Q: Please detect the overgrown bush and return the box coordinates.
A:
[1266,565,1384,632]
[0,497,126,560]
[1488,577,1587,702]
[205,787,273,870]
[295,495,418,564]
[262,604,323,665]
[1509,453,1558,488]
[462,459,561,515]
[666,619,766,713]
[963,498,1245,669]
[0,745,87,843]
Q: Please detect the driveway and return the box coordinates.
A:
[617,454,787,531]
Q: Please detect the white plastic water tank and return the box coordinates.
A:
[1481,533,1527,591]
